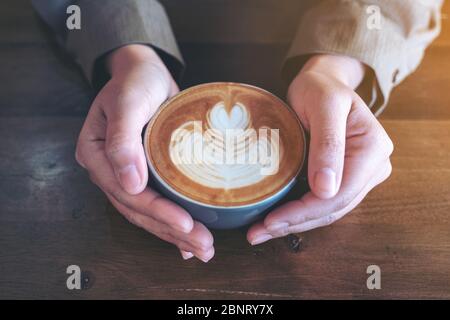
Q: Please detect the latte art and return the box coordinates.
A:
[146,82,305,207]
[169,102,281,189]
[208,101,249,131]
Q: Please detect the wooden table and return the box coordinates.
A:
[1,1,449,299]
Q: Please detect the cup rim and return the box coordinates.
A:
[143,82,306,209]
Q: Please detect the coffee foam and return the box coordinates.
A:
[146,83,305,207]
[169,101,282,189]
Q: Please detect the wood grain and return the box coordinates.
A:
[1,117,449,299]
[0,0,449,299]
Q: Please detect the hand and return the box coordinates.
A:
[248,54,394,245]
[75,45,214,262]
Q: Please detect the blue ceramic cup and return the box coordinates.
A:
[144,83,306,229]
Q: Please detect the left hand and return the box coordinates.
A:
[75,45,214,262]
[247,54,394,245]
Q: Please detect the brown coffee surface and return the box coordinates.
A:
[146,83,305,207]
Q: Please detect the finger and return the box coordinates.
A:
[180,250,194,260]
[248,181,360,245]
[307,95,351,199]
[103,70,175,195]
[266,134,388,229]
[103,90,155,195]
[248,151,388,244]
[76,101,107,168]
[196,246,215,263]
[247,221,272,246]
[174,221,214,252]
[107,191,188,247]
[171,226,215,262]
[104,187,213,253]
[275,182,371,236]
[275,160,393,236]
[153,218,215,262]
[264,172,366,231]
[85,147,194,234]
[248,159,392,244]
[157,228,213,262]
[107,191,213,260]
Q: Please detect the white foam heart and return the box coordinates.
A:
[208,102,249,132]
[169,101,281,190]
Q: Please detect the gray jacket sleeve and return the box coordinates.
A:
[32,0,184,87]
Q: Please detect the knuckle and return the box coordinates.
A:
[190,223,214,250]
[280,228,291,237]
[74,139,87,168]
[197,241,213,252]
[74,148,84,167]
[383,161,393,181]
[319,132,344,154]
[377,136,394,158]
[384,136,395,157]
[369,127,394,158]
[105,133,134,159]
[272,226,290,237]
[198,235,214,251]
[387,161,393,175]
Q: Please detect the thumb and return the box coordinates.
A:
[105,91,164,195]
[307,98,349,199]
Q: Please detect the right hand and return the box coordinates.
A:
[75,44,214,262]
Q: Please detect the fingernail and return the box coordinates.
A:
[118,165,141,194]
[251,234,273,246]
[180,250,194,260]
[199,256,211,263]
[267,222,289,232]
[314,168,336,197]
[197,248,214,263]
[198,253,212,263]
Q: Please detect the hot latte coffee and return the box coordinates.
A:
[145,83,305,207]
